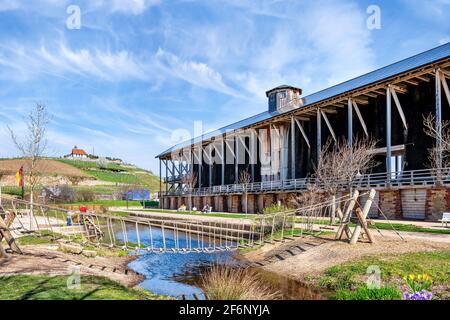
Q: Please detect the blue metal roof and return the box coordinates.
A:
[156,42,450,158]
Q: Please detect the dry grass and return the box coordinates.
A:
[201,265,280,300]
[0,158,88,177]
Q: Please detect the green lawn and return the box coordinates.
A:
[0,275,166,300]
[57,159,161,191]
[312,250,450,300]
[368,222,450,235]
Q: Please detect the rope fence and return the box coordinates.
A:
[0,190,379,254]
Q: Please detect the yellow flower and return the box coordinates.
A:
[418,274,422,280]
[409,274,415,280]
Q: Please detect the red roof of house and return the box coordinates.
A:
[71,147,87,155]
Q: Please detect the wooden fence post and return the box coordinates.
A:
[335,190,359,240]
[350,189,376,244]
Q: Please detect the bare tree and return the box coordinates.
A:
[312,136,378,223]
[181,172,198,212]
[8,104,50,228]
[423,114,450,183]
[239,169,252,214]
[97,157,108,170]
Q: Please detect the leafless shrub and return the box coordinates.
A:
[315,137,378,193]
[182,172,197,211]
[239,169,252,214]
[423,114,450,168]
[293,137,378,223]
[7,104,50,202]
[291,184,322,208]
[97,157,108,170]
[77,189,95,202]
[201,265,280,300]
[57,185,77,203]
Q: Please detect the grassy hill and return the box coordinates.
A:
[57,159,161,191]
[0,158,162,192]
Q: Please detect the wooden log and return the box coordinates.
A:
[335,190,359,240]
[0,243,7,258]
[0,215,22,254]
[350,189,376,244]
[353,208,374,244]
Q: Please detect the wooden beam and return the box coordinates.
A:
[363,92,378,98]
[294,118,311,149]
[440,73,450,107]
[441,69,450,78]
[353,97,369,105]
[390,84,408,94]
[350,189,376,244]
[415,75,430,82]
[404,79,419,86]
[352,101,369,137]
[321,108,338,114]
[390,86,408,130]
[321,110,337,142]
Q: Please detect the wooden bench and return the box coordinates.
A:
[440,212,450,228]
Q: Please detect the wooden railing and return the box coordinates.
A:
[162,167,450,196]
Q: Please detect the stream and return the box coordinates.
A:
[115,222,326,300]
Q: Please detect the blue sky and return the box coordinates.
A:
[0,0,449,175]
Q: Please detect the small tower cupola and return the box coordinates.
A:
[266,85,303,113]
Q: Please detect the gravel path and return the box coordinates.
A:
[244,232,450,281]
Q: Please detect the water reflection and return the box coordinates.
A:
[115,222,326,300]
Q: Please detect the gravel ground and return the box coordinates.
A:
[244,232,450,281]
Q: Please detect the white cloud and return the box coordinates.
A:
[0,42,150,82]
[155,48,241,98]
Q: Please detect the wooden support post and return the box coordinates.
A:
[391,88,408,130]
[0,214,22,254]
[436,69,443,168]
[291,116,296,179]
[317,108,321,162]
[198,146,203,188]
[165,160,169,193]
[235,135,239,184]
[250,130,256,182]
[440,73,450,107]
[321,111,337,142]
[335,190,359,240]
[354,208,374,244]
[159,159,162,202]
[350,189,376,244]
[222,138,225,185]
[295,118,310,148]
[348,98,353,148]
[352,100,369,137]
[386,86,392,183]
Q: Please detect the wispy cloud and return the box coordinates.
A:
[0,42,150,82]
[155,48,242,98]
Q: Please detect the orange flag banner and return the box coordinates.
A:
[15,166,23,188]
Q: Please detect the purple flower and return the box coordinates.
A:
[403,290,433,300]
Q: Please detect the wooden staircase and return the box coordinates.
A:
[83,215,104,240]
